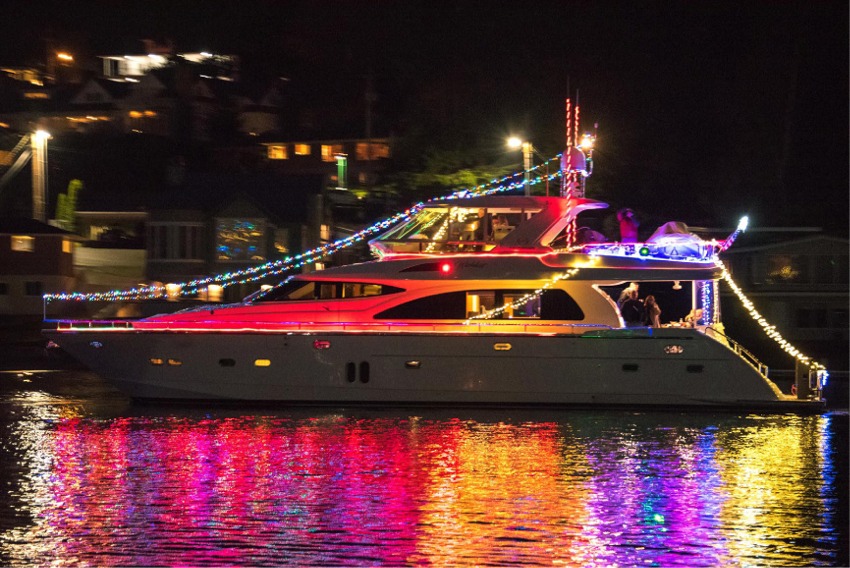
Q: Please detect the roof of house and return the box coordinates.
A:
[0,217,74,235]
[149,172,326,225]
[724,232,849,255]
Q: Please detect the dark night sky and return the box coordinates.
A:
[1,1,847,230]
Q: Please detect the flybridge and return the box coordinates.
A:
[368,195,609,257]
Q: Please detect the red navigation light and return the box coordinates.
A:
[440,262,452,274]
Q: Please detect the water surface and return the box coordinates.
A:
[1,370,847,566]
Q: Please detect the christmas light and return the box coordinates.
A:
[719,216,749,252]
[465,268,580,322]
[44,160,566,304]
[717,259,826,374]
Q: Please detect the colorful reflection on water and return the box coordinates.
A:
[0,373,846,566]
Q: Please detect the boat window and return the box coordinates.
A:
[371,205,540,254]
[375,292,467,319]
[253,281,404,302]
[374,289,583,320]
[540,289,584,320]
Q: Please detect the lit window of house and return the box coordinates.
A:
[294,143,311,156]
[11,235,34,252]
[355,142,390,161]
[274,229,289,254]
[216,219,266,261]
[765,254,807,284]
[321,144,344,162]
[268,145,288,160]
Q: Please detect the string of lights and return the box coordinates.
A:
[719,216,749,252]
[465,267,580,322]
[717,259,826,374]
[44,157,565,303]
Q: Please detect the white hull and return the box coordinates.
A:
[46,327,821,411]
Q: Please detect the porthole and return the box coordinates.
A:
[149,358,164,366]
[254,359,271,367]
[167,358,182,366]
[664,345,684,354]
[219,358,236,367]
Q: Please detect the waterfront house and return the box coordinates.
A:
[722,231,849,371]
[0,218,78,315]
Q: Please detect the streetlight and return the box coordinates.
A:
[31,129,51,223]
[507,137,532,196]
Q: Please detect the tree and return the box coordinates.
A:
[55,179,83,232]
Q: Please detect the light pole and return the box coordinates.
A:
[507,137,533,196]
[31,129,50,223]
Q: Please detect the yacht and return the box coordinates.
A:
[44,195,826,411]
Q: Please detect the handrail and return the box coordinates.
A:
[705,326,769,377]
[51,319,620,335]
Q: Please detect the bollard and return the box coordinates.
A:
[794,360,812,399]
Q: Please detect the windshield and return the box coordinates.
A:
[253,280,404,302]
[371,205,533,254]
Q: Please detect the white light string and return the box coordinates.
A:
[717,259,827,374]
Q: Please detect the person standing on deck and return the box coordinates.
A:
[617,208,639,242]
[617,282,640,309]
[621,289,645,327]
[643,295,661,327]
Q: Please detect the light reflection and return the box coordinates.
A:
[0,407,841,566]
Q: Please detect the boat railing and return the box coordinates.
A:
[705,325,769,377]
[54,320,134,330]
[52,319,620,335]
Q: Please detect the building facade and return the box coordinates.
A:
[722,232,849,370]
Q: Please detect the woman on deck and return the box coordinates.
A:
[644,295,661,327]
